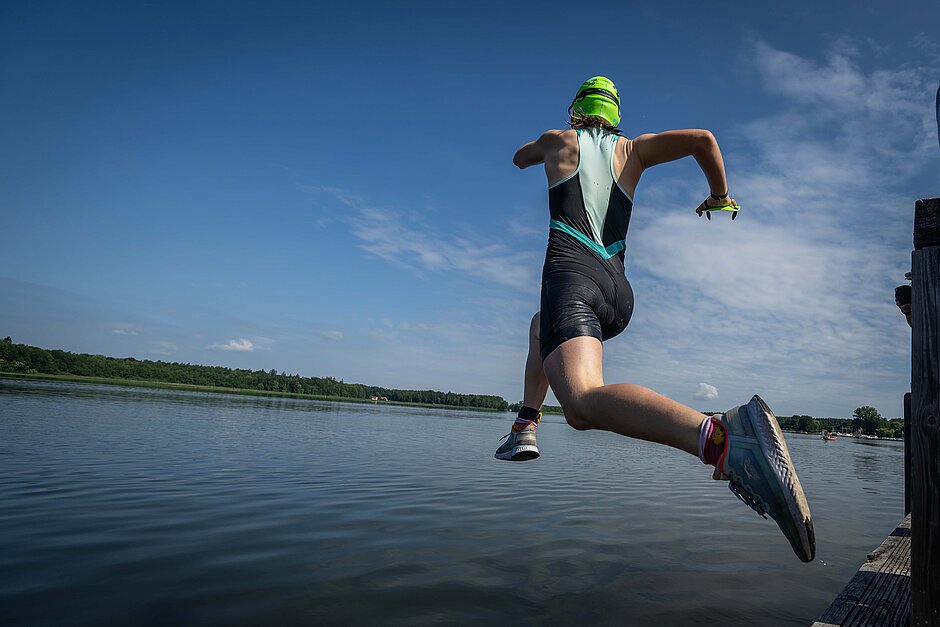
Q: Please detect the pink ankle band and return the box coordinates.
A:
[697,417,711,464]
[699,417,726,467]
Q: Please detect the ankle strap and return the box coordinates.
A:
[518,406,541,423]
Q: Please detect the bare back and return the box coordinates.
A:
[513,124,731,213]
[540,129,644,198]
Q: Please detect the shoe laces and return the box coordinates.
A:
[498,421,537,442]
[726,469,769,519]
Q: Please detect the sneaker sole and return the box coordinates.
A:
[748,395,815,562]
[494,444,540,461]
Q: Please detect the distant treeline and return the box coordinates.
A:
[0,337,509,410]
[776,408,904,439]
[0,337,906,433]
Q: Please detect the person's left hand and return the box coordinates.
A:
[696,195,738,218]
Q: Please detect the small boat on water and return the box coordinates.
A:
[822,431,837,441]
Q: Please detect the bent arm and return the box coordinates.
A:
[633,129,728,196]
[513,141,542,169]
[512,131,558,169]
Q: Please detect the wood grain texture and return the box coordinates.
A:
[913,198,940,250]
[906,392,912,517]
[812,516,911,627]
[911,238,940,625]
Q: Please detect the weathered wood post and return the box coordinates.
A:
[911,196,940,626]
[906,391,912,516]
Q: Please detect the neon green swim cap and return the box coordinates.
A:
[569,76,621,127]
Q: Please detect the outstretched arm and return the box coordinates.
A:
[632,130,733,214]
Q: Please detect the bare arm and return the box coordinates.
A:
[513,131,562,169]
[632,129,728,197]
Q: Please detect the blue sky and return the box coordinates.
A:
[2,0,938,417]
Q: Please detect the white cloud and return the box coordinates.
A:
[606,39,933,416]
[152,341,177,356]
[309,186,542,291]
[276,40,933,417]
[112,328,139,336]
[506,215,546,239]
[747,40,936,166]
[207,338,255,352]
[323,330,344,341]
[694,383,719,402]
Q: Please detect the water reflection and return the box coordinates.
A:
[0,376,377,416]
[0,379,906,627]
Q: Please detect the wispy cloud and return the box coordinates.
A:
[249,336,274,351]
[207,338,255,352]
[152,341,177,356]
[276,40,934,416]
[910,32,940,65]
[613,39,935,415]
[323,330,344,341]
[112,328,139,336]
[306,186,542,291]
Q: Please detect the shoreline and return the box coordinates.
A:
[0,372,504,413]
[0,372,905,438]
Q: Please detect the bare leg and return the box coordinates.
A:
[542,336,704,456]
[495,314,548,461]
[522,313,549,409]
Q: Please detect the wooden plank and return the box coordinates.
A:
[850,523,911,627]
[811,516,911,627]
[911,198,940,626]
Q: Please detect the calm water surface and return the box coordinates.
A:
[0,379,905,626]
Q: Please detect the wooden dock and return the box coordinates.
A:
[814,109,939,626]
[812,515,911,627]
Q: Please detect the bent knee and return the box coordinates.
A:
[561,399,592,431]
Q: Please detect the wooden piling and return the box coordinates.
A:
[911,196,940,626]
[905,392,912,517]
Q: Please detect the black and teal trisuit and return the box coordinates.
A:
[539,126,635,360]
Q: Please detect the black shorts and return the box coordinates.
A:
[539,265,634,361]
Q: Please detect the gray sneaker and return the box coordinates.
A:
[713,395,815,562]
[495,423,540,461]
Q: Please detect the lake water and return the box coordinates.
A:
[0,379,906,626]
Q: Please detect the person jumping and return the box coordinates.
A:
[494,76,815,563]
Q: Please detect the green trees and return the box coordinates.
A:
[848,406,904,438]
[776,414,822,432]
[797,416,818,433]
[852,406,887,435]
[0,338,510,410]
[770,412,904,438]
